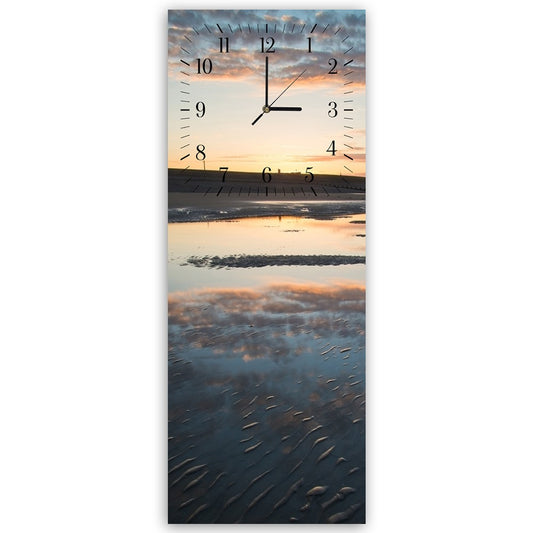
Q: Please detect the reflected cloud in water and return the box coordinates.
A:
[169,281,365,362]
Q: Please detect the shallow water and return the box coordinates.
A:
[168,212,365,523]
[168,214,365,292]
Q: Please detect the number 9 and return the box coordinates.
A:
[196,101,205,118]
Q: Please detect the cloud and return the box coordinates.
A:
[287,153,366,163]
[168,10,365,84]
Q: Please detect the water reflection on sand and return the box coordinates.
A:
[168,214,365,523]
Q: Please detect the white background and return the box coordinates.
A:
[1,1,532,531]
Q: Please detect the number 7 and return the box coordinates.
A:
[219,166,229,182]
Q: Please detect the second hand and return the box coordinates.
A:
[252,67,307,126]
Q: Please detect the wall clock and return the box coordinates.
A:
[168,9,366,524]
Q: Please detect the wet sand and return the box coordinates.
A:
[168,282,366,524]
[168,170,366,523]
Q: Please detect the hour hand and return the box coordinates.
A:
[268,106,302,111]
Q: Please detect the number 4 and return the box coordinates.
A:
[327,140,337,156]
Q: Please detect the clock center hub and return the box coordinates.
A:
[262,105,270,113]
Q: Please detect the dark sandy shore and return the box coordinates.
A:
[168,169,366,222]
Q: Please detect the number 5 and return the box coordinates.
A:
[305,167,314,183]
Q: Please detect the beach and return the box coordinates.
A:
[168,169,366,523]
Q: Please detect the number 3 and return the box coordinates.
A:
[328,101,338,118]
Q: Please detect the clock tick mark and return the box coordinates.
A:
[310,23,317,33]
[291,24,295,33]
[344,166,354,173]
[216,23,223,33]
[344,59,353,67]
[335,27,342,34]
[180,154,190,160]
[180,59,190,66]
[204,24,212,33]
[228,24,233,33]
[322,24,329,33]
[344,46,353,54]
[180,71,190,76]
[342,35,350,42]
[344,154,354,160]
[180,47,191,55]
[192,26,199,35]
[344,134,353,139]
[184,35,192,43]
[300,24,306,33]
[344,109,354,112]
[344,144,354,149]
[344,81,353,86]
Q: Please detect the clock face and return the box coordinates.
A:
[168,10,366,180]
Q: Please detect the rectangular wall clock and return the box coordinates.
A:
[167,9,366,524]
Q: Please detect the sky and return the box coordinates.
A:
[168,10,365,176]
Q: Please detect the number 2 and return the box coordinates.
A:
[328,58,338,74]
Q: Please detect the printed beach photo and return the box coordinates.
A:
[168,10,365,524]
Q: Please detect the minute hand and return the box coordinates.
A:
[269,106,302,111]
